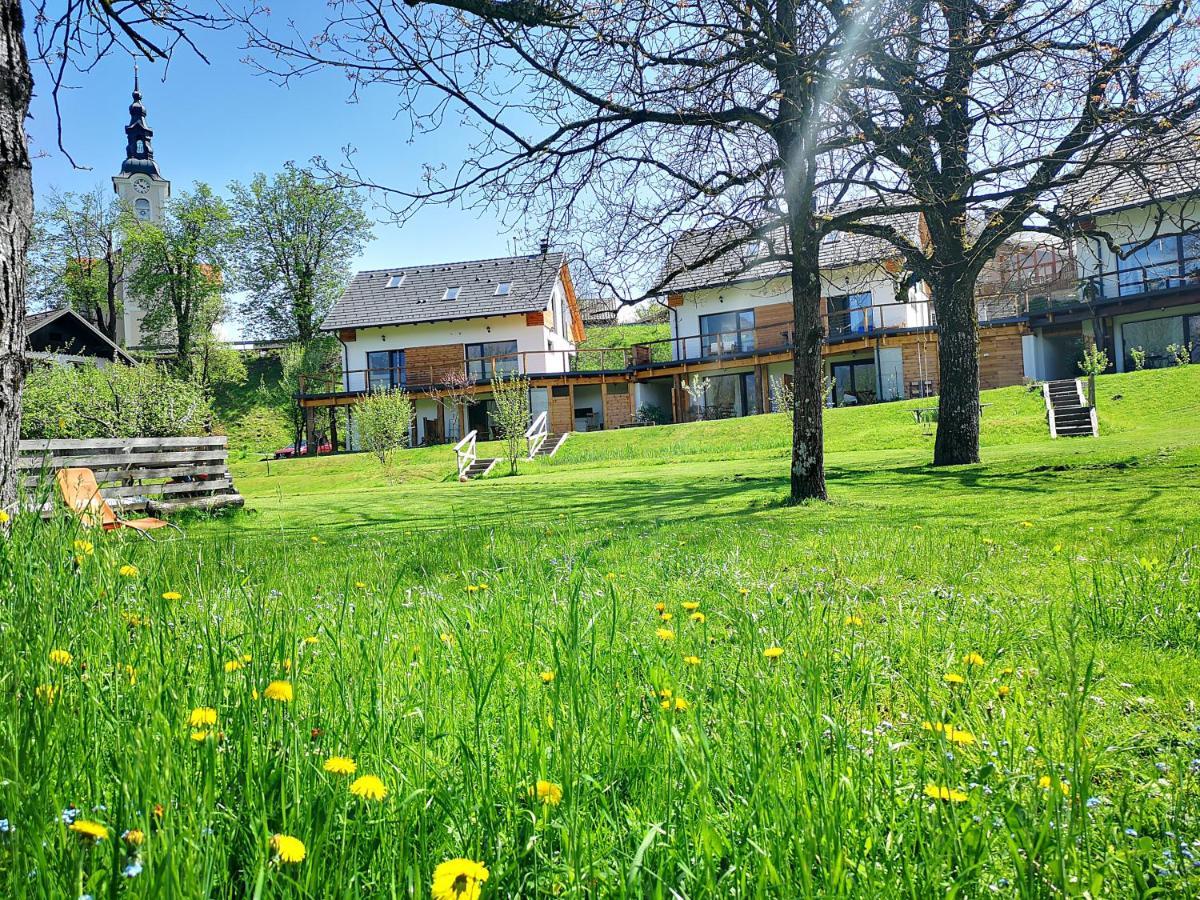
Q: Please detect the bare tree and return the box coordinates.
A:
[234,0,891,502]
[834,0,1199,464]
[1,1,222,516]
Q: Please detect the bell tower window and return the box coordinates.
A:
[134,198,151,219]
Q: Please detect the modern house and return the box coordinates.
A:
[25,308,136,368]
[1030,137,1200,378]
[312,250,644,444]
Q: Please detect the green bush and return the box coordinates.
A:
[356,388,414,464]
[20,362,213,440]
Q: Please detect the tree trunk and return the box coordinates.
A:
[328,406,338,453]
[788,226,827,502]
[0,0,34,517]
[931,271,981,466]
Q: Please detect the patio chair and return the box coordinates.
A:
[56,467,178,539]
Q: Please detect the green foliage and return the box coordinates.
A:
[635,403,670,425]
[1078,344,1110,376]
[1129,346,1147,371]
[20,362,212,439]
[574,323,670,369]
[356,387,414,463]
[210,353,292,455]
[490,370,531,474]
[229,165,372,342]
[196,339,248,391]
[123,183,236,370]
[1166,342,1193,366]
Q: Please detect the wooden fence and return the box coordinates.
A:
[18,436,244,516]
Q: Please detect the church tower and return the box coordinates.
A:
[112,68,170,346]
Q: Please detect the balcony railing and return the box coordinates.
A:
[1082,257,1200,303]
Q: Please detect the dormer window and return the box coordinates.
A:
[386,274,405,288]
[443,286,460,300]
[495,282,511,296]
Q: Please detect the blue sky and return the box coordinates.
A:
[26,13,517,288]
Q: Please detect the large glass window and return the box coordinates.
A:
[366,349,405,390]
[827,292,873,336]
[1116,236,1200,297]
[465,340,519,380]
[688,372,759,419]
[699,309,756,355]
[1121,315,1196,369]
[830,360,877,405]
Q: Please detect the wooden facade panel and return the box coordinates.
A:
[550,389,574,434]
[525,311,545,327]
[603,386,633,428]
[406,343,465,385]
[978,327,1026,390]
[755,301,794,347]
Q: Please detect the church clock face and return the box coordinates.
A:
[133,177,151,194]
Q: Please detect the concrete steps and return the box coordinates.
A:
[1045,379,1098,438]
[531,432,569,458]
[460,457,499,481]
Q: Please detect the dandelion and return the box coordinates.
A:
[118,564,139,578]
[655,628,675,641]
[466,584,479,593]
[605,572,616,581]
[689,612,706,623]
[997,685,1011,698]
[271,833,306,864]
[263,680,293,702]
[350,775,388,801]
[354,581,367,589]
[73,539,94,556]
[224,659,243,673]
[763,646,784,659]
[69,820,109,841]
[122,829,144,847]
[1020,521,1034,528]
[310,535,323,544]
[188,707,217,727]
[998,666,1015,676]
[529,780,563,806]
[682,655,701,666]
[440,633,455,646]
[963,652,985,667]
[431,858,489,900]
[302,636,319,645]
[539,671,555,684]
[943,673,965,685]
[162,591,182,601]
[324,756,357,776]
[948,728,976,746]
[661,696,689,711]
[1038,775,1071,796]
[654,602,666,613]
[190,730,211,742]
[49,649,73,667]
[844,615,864,626]
[681,602,700,611]
[0,510,8,524]
[35,684,58,704]
[659,612,673,622]
[119,664,136,685]
[923,784,968,803]
[738,588,750,597]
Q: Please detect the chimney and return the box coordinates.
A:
[539,237,550,255]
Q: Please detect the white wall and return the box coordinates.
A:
[341,314,572,391]
[671,263,928,360]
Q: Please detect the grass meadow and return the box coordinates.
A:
[2,366,1199,897]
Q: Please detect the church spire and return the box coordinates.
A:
[121,65,161,177]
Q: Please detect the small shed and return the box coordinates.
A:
[25,308,135,367]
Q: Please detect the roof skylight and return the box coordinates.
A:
[386,274,405,288]
[495,282,512,295]
[443,286,461,300]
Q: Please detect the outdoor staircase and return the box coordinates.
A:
[460,457,499,480]
[531,432,569,459]
[1043,378,1098,438]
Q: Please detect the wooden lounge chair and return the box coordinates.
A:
[55,467,177,538]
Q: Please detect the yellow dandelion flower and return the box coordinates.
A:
[963,652,985,667]
[681,602,700,611]
[431,858,489,900]
[682,655,701,666]
[281,658,292,671]
[350,774,388,801]
[948,728,976,746]
[659,612,673,622]
[763,646,784,659]
[73,539,94,556]
[162,591,182,601]
[354,581,367,589]
[539,671,555,684]
[272,833,306,864]
[120,664,136,685]
[997,685,1011,698]
[69,819,109,841]
[923,784,968,803]
[661,696,689,711]
[738,587,750,597]
[655,628,675,641]
[440,633,455,646]
[122,828,144,846]
[118,564,139,578]
[263,680,293,702]
[241,653,253,663]
[689,612,706,623]
[477,583,488,590]
[188,707,217,727]
[1038,775,1071,796]
[310,535,323,544]
[943,673,965,685]
[224,659,243,673]
[998,666,1015,676]
[323,756,357,776]
[35,684,58,704]
[49,648,73,666]
[302,635,319,645]
[654,602,666,613]
[844,615,865,627]
[0,509,8,524]
[190,729,211,742]
[605,572,617,580]
[921,720,947,733]
[1020,521,1034,528]
[529,780,563,806]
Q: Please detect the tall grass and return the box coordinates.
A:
[2,506,1198,897]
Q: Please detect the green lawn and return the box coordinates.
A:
[2,366,1199,897]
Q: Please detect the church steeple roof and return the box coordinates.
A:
[121,66,162,178]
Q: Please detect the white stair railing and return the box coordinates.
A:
[454,430,478,480]
[525,411,548,459]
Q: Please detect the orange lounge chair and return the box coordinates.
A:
[56,467,175,537]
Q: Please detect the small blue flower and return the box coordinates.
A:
[1125,828,1139,837]
[121,861,143,879]
[1086,797,1102,808]
[0,818,11,834]
[60,808,79,825]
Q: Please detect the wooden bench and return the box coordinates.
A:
[18,436,244,517]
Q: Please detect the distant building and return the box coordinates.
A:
[25,308,135,367]
[577,296,620,327]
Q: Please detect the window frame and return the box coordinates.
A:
[386,274,406,289]
[698,307,756,355]
[464,340,519,381]
[443,286,461,301]
[366,349,406,390]
[495,282,512,296]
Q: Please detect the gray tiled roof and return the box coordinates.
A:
[1060,130,1200,216]
[659,210,919,294]
[322,252,567,331]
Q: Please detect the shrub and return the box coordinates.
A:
[1129,346,1147,371]
[356,388,414,464]
[20,362,212,440]
[490,370,531,475]
[1077,344,1109,377]
[1166,342,1193,367]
